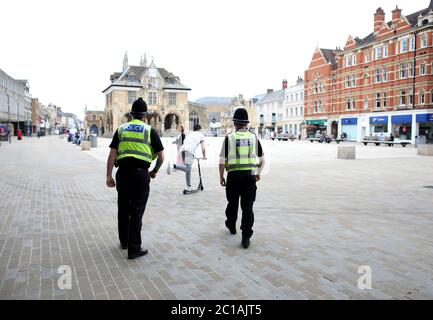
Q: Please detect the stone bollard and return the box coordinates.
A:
[337,146,356,160]
[417,144,433,156]
[81,141,91,151]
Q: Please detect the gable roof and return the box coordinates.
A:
[104,64,191,93]
[320,49,338,68]
[352,2,433,48]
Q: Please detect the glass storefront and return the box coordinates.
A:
[391,115,412,140]
[417,114,433,144]
[341,118,358,140]
[370,116,388,134]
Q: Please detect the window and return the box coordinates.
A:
[408,90,414,105]
[376,93,381,109]
[364,52,370,63]
[290,108,293,117]
[364,98,368,110]
[421,63,426,76]
[383,93,387,108]
[345,76,351,88]
[128,91,136,104]
[352,54,357,66]
[420,90,425,104]
[148,91,157,105]
[352,98,356,110]
[431,90,433,104]
[345,56,352,67]
[400,63,407,79]
[375,47,382,60]
[375,68,382,83]
[346,98,351,110]
[351,75,356,87]
[409,63,414,77]
[409,37,415,51]
[332,99,336,112]
[401,38,408,53]
[421,34,427,48]
[128,74,137,82]
[400,90,406,105]
[383,45,389,58]
[168,93,176,105]
[92,115,96,121]
[318,101,322,113]
[383,67,388,81]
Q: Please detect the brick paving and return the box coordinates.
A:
[0,136,433,300]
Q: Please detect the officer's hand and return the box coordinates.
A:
[255,175,261,182]
[149,170,157,179]
[106,176,116,188]
[220,177,226,187]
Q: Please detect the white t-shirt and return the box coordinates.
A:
[179,131,205,155]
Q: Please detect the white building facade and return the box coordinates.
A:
[283,77,304,138]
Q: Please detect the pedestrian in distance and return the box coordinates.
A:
[106,97,165,260]
[167,124,206,193]
[219,108,265,249]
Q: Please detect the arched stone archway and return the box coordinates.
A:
[145,112,163,134]
[164,113,180,131]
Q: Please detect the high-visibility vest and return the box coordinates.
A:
[225,131,258,172]
[117,119,154,163]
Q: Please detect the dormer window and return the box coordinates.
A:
[422,19,429,26]
[128,74,137,82]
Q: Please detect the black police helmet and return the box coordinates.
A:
[233,108,249,124]
[131,97,148,116]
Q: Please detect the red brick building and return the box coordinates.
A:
[304,1,433,143]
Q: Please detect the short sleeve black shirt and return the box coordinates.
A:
[110,128,164,169]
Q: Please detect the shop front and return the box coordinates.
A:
[416,113,433,144]
[370,116,388,134]
[341,118,358,141]
[391,115,412,141]
[305,119,327,138]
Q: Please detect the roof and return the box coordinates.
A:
[256,90,285,104]
[195,97,233,105]
[353,1,433,48]
[320,49,338,68]
[104,63,191,93]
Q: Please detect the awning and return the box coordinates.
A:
[416,113,433,123]
[391,115,412,124]
[370,116,388,125]
[341,118,358,125]
[306,119,326,125]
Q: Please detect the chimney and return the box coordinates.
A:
[374,7,385,33]
[267,89,274,94]
[392,6,402,24]
[282,79,288,89]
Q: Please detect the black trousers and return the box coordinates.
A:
[115,167,150,255]
[225,171,257,239]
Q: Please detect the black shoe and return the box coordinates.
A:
[128,249,148,260]
[241,237,250,249]
[120,243,127,250]
[225,221,236,235]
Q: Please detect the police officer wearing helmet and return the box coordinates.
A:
[219,108,265,249]
[106,97,165,259]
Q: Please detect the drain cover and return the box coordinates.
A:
[422,186,433,189]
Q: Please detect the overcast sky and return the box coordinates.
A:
[0,0,426,119]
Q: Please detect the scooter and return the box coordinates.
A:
[183,158,205,195]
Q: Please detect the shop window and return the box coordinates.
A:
[392,123,412,140]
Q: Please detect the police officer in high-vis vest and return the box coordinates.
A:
[219,108,265,249]
[106,98,165,259]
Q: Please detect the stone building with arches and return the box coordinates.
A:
[102,53,207,136]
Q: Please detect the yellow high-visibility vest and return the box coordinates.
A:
[225,131,258,172]
[117,119,154,163]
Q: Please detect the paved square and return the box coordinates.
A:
[0,136,432,299]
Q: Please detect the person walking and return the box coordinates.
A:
[167,124,206,192]
[173,125,185,165]
[219,108,265,249]
[106,97,165,260]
